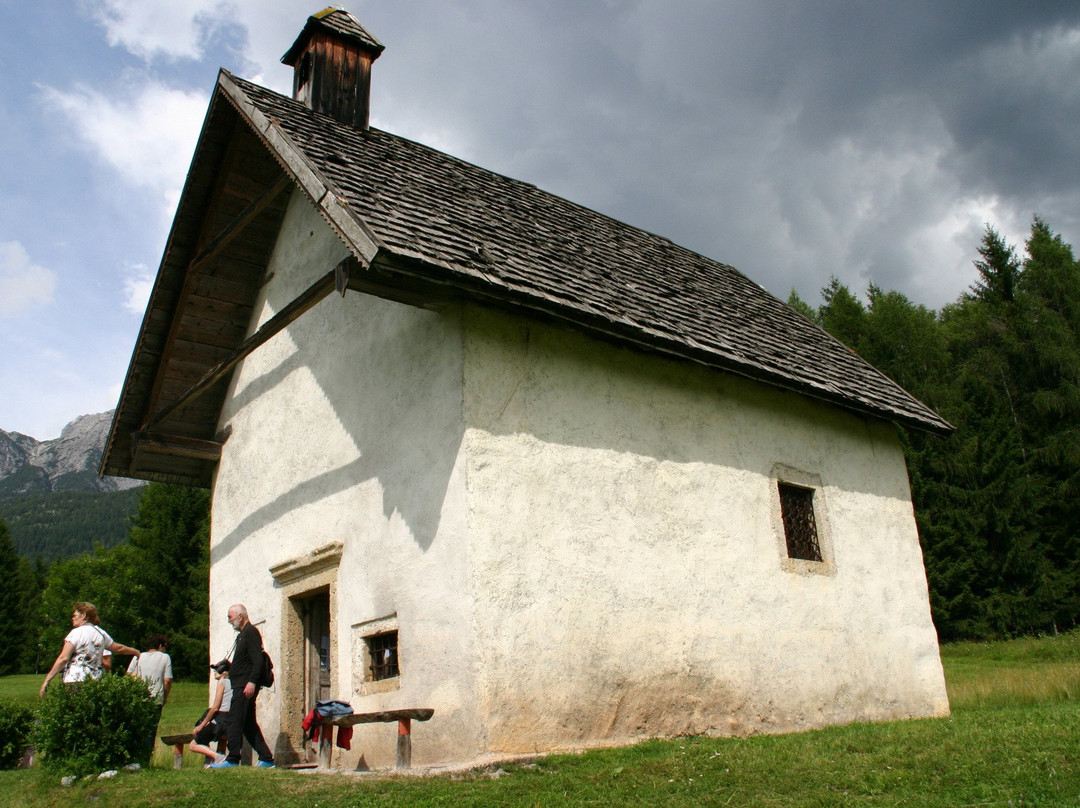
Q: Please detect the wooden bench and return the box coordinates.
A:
[159,731,227,769]
[317,708,434,769]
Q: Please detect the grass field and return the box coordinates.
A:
[2,633,1079,806]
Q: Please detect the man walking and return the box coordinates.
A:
[209,604,275,768]
[127,633,173,749]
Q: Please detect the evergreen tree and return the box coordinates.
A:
[818,277,868,350]
[16,557,49,673]
[933,260,1030,637]
[0,520,24,675]
[786,289,820,324]
[124,484,210,678]
[861,284,948,399]
[805,219,1080,639]
[38,545,144,668]
[970,225,1020,306]
[1008,218,1080,631]
[37,484,210,679]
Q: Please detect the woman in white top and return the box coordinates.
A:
[189,660,233,766]
[39,602,141,696]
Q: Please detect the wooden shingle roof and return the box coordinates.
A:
[231,73,952,433]
[102,68,950,487]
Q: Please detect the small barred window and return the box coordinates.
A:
[366,630,399,681]
[778,482,823,562]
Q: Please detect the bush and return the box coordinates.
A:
[32,674,158,775]
[0,699,35,769]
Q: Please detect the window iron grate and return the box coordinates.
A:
[778,482,823,562]
[368,630,399,681]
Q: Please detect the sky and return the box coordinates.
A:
[2,1,1079,441]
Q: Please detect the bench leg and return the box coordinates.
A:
[319,726,332,768]
[173,743,184,769]
[396,718,411,769]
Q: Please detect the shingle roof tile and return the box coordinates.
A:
[281,7,384,66]
[227,73,951,435]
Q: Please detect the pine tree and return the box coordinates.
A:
[786,289,820,323]
[16,557,48,673]
[970,225,1019,306]
[0,520,24,674]
[124,484,210,678]
[818,277,868,350]
[802,223,1080,639]
[1007,218,1080,632]
[36,484,211,678]
[909,219,1080,637]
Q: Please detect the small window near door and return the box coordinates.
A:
[366,631,399,681]
[352,613,401,695]
[778,481,823,562]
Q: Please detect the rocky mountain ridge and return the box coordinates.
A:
[0,411,143,497]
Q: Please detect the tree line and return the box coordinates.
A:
[791,217,1080,640]
[0,217,1077,676]
[0,484,209,678]
[0,488,142,560]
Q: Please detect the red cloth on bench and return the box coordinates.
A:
[302,709,353,750]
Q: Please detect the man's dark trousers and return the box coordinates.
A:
[223,685,273,764]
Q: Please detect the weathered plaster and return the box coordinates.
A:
[462,306,948,753]
[210,189,477,768]
[207,188,947,769]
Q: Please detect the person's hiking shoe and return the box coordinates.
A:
[256,760,276,768]
[208,760,238,768]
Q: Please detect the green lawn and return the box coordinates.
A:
[0,675,213,769]
[0,675,40,706]
[2,634,1079,806]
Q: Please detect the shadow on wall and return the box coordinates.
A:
[212,291,465,565]
[212,284,912,569]
[462,306,913,504]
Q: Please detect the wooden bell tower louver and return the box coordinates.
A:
[281,6,384,129]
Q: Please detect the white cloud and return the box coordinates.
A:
[0,241,56,318]
[121,263,155,316]
[85,0,235,62]
[82,0,299,86]
[39,77,208,221]
[34,1,1080,320]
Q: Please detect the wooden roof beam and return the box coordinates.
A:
[140,130,285,420]
[131,431,224,462]
[188,173,292,275]
[140,263,341,433]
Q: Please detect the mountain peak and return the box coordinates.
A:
[0,411,142,498]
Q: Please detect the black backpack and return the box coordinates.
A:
[227,636,274,688]
[260,650,274,688]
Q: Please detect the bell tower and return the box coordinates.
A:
[281,7,384,129]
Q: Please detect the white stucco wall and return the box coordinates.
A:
[462,306,949,753]
[210,190,478,768]
[209,188,947,769]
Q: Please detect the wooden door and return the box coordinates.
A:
[301,590,331,713]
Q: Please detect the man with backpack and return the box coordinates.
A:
[209,604,275,768]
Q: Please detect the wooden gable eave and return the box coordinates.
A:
[101,81,300,487]
[215,69,381,268]
[102,67,397,488]
[224,73,952,436]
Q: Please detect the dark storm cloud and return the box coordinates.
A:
[5,0,1078,436]
[332,2,1080,308]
